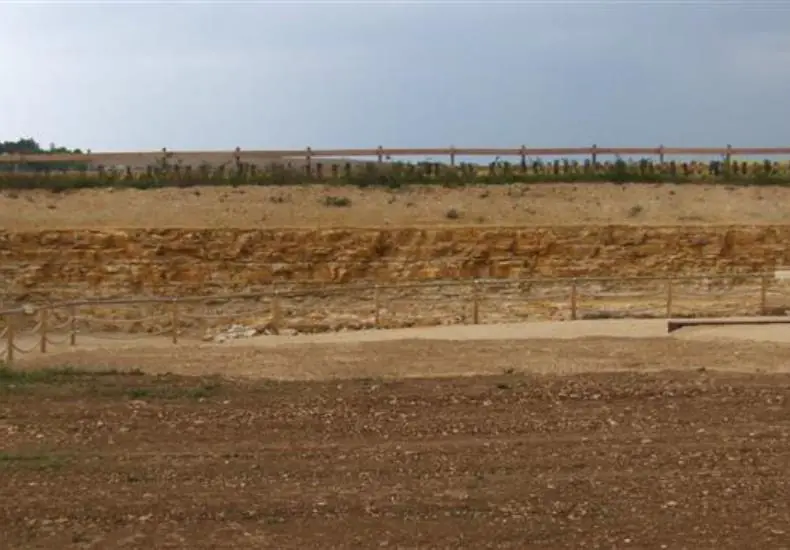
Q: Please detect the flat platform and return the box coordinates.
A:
[667,316,790,333]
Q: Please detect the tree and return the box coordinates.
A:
[0,137,86,171]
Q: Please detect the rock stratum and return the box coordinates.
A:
[1,225,788,300]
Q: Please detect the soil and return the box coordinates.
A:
[2,362,790,549]
[2,182,790,230]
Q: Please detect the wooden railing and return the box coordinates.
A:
[1,273,786,364]
[1,145,790,166]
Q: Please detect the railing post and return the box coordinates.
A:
[373,285,381,328]
[272,291,282,331]
[171,300,180,344]
[6,314,14,364]
[305,146,313,177]
[570,278,578,321]
[472,280,480,324]
[69,305,77,346]
[760,274,768,315]
[665,278,674,318]
[39,308,48,353]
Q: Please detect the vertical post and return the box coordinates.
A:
[373,285,381,328]
[39,308,49,353]
[377,145,384,164]
[658,144,665,164]
[520,145,527,173]
[6,314,14,364]
[570,279,578,321]
[449,146,456,167]
[591,144,598,166]
[760,274,768,315]
[69,305,77,346]
[472,280,480,325]
[271,291,282,331]
[305,146,313,177]
[665,278,674,318]
[171,300,179,344]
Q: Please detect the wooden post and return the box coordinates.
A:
[171,301,179,344]
[69,305,77,346]
[472,280,480,325]
[305,146,313,177]
[39,308,48,353]
[665,278,674,318]
[373,285,381,328]
[760,274,768,315]
[5,314,14,364]
[570,279,578,321]
[271,292,282,331]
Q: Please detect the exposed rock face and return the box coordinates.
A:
[0,225,786,300]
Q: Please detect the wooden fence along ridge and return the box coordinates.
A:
[0,273,785,364]
[1,145,790,166]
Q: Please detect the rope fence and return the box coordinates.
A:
[1,272,788,363]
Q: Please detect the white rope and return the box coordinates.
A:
[44,332,73,345]
[11,340,40,354]
[73,313,170,326]
[180,307,273,321]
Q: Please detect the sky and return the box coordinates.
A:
[1,0,789,158]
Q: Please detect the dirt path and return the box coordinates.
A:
[11,319,790,379]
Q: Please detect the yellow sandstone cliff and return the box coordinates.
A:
[0,225,787,299]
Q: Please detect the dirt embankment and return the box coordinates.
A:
[3,182,790,229]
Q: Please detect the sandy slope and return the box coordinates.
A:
[3,182,790,229]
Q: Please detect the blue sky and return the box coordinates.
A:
[1,1,789,156]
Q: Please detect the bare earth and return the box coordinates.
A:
[4,324,790,549]
[5,178,790,548]
[4,182,790,229]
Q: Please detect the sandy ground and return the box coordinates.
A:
[4,182,790,229]
[11,319,790,378]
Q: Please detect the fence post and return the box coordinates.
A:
[760,274,768,315]
[570,279,578,320]
[665,278,674,318]
[373,285,381,328]
[69,305,77,346]
[472,280,480,324]
[171,300,180,344]
[39,308,48,353]
[6,314,14,364]
[305,146,313,177]
[271,291,282,332]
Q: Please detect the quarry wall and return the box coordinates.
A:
[1,225,788,299]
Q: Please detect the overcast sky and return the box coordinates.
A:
[1,1,789,153]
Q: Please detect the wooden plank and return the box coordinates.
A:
[667,316,790,333]
[2,146,789,165]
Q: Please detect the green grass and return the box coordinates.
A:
[0,364,143,385]
[0,364,222,400]
[0,451,70,471]
[3,158,790,190]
